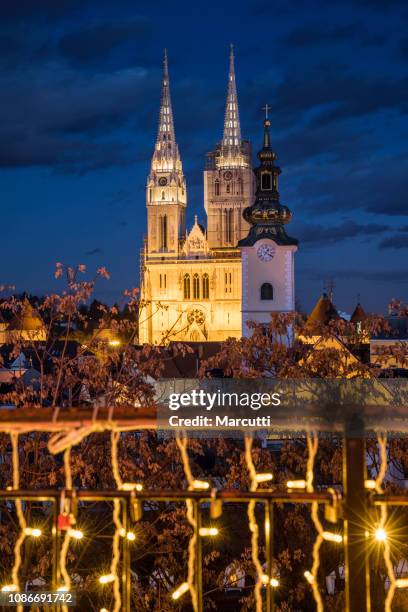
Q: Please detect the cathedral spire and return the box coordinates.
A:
[222,44,242,150]
[152,49,181,172]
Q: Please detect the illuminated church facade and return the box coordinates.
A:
[139,48,298,344]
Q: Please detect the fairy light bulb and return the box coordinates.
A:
[191,480,210,490]
[322,531,343,543]
[68,529,83,540]
[172,582,189,600]
[286,480,306,489]
[304,571,314,584]
[199,527,218,537]
[121,483,143,492]
[1,584,18,592]
[99,574,115,585]
[255,473,273,483]
[24,527,42,537]
[375,528,387,542]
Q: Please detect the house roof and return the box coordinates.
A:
[8,300,45,331]
[350,303,367,323]
[306,293,339,326]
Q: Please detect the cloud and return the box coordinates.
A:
[0,66,156,172]
[58,20,151,66]
[379,234,408,249]
[293,156,408,217]
[1,0,84,22]
[302,267,408,283]
[86,248,104,255]
[295,220,389,246]
[283,22,362,47]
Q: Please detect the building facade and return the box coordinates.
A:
[139,48,298,344]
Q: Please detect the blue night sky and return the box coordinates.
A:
[1,0,408,314]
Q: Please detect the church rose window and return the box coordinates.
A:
[260,282,273,300]
[183,274,190,299]
[202,274,209,299]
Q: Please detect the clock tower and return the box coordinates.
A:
[146,50,186,258]
[238,114,298,336]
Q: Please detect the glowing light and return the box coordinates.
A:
[24,527,42,537]
[191,480,210,490]
[172,582,189,600]
[322,531,343,543]
[1,585,18,592]
[100,609,109,612]
[255,473,273,483]
[126,531,136,541]
[365,479,376,489]
[99,574,115,585]
[109,340,120,347]
[396,578,408,588]
[121,482,143,492]
[375,528,387,542]
[68,529,83,540]
[199,527,218,537]
[304,570,314,584]
[286,479,306,489]
[57,586,69,592]
[270,578,280,588]
[261,574,269,585]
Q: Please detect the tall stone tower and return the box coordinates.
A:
[204,46,254,248]
[146,50,186,257]
[238,113,298,336]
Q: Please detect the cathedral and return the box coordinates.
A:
[139,48,298,344]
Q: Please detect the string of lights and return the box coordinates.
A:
[373,433,408,611]
[174,432,199,611]
[2,424,407,611]
[244,435,268,612]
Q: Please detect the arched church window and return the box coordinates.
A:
[162,190,165,200]
[214,180,220,196]
[226,183,230,194]
[225,208,233,244]
[183,274,191,299]
[237,178,243,195]
[261,172,272,190]
[260,282,273,300]
[159,215,167,250]
[193,274,200,299]
[202,274,209,299]
[225,272,232,294]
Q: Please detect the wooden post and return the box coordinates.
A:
[343,427,371,612]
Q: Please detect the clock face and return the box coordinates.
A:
[257,244,275,262]
[223,171,232,181]
[158,177,167,186]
